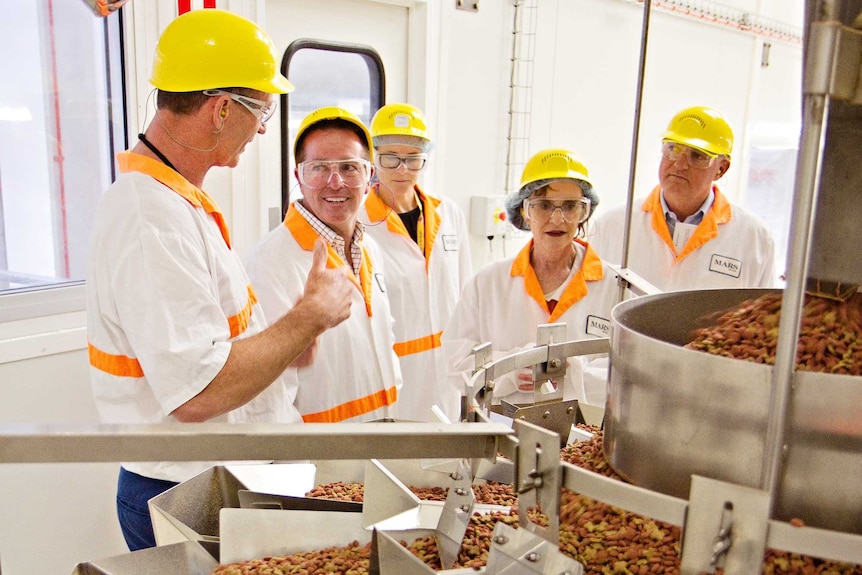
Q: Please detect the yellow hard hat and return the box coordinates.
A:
[370,103,431,151]
[507,148,598,231]
[519,148,593,189]
[150,9,293,94]
[661,106,733,157]
[293,106,374,162]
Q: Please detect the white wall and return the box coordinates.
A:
[0,349,126,575]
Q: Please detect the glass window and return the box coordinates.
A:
[0,3,125,304]
[280,40,384,212]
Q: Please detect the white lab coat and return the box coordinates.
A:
[442,239,618,408]
[358,186,472,422]
[588,185,777,291]
[87,152,301,483]
[244,204,402,423]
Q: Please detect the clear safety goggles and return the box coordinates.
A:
[203,89,277,125]
[297,158,371,189]
[661,141,719,169]
[377,153,427,171]
[524,197,591,224]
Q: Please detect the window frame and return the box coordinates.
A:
[0,8,127,324]
[279,39,386,215]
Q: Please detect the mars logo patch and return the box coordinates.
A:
[585,315,611,338]
[709,254,742,278]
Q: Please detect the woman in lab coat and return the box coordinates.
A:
[442,148,619,407]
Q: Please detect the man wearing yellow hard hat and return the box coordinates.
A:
[443,148,617,408]
[358,103,472,422]
[86,10,353,550]
[589,105,777,291]
[245,107,401,424]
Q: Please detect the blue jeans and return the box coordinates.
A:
[116,467,179,551]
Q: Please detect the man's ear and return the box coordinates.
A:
[714,158,731,180]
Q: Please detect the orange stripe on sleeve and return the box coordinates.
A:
[393,331,442,357]
[88,343,144,378]
[227,286,258,339]
[301,386,399,423]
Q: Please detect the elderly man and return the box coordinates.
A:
[86,10,354,551]
[589,105,776,291]
[245,107,401,423]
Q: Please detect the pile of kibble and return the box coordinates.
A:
[211,431,862,575]
[685,292,862,376]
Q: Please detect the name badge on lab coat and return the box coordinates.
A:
[585,315,611,338]
[442,235,458,251]
[672,222,698,253]
[374,273,386,292]
[709,254,742,278]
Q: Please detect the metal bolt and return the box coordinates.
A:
[542,410,551,419]
[493,535,508,545]
[459,504,471,513]
[566,406,574,415]
[549,358,561,369]
[449,472,463,481]
[526,551,540,562]
[454,487,467,496]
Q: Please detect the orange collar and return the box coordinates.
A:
[365,185,442,268]
[510,239,604,322]
[283,204,374,316]
[643,184,732,261]
[117,151,232,249]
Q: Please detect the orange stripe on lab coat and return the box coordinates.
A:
[393,331,442,357]
[227,286,258,339]
[301,385,399,423]
[88,343,144,377]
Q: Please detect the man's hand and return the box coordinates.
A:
[298,238,353,332]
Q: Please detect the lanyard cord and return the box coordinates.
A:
[138,133,179,173]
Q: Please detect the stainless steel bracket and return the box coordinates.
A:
[514,420,561,543]
[680,476,770,575]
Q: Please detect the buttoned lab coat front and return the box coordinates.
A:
[245,205,402,423]
[87,152,301,484]
[588,186,777,292]
[442,239,619,408]
[358,186,472,422]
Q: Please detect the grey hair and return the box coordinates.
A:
[505,178,600,232]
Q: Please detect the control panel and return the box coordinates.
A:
[470,195,510,237]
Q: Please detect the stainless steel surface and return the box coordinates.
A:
[0,421,510,463]
[606,289,862,534]
[514,421,561,543]
[70,542,217,575]
[805,4,862,285]
[483,522,585,575]
[680,477,770,574]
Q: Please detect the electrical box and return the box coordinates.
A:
[470,195,509,237]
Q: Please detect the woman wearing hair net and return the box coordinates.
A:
[442,149,618,407]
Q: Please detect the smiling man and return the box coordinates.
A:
[589,105,777,291]
[244,107,401,422]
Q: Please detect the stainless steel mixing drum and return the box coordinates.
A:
[606,288,862,534]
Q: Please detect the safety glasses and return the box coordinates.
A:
[661,141,719,169]
[203,89,277,125]
[377,153,427,171]
[297,158,371,189]
[524,197,591,224]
